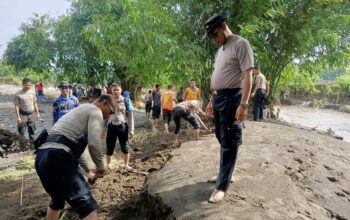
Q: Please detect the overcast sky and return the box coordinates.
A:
[0,0,71,57]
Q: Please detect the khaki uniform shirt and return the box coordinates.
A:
[211,35,254,91]
[41,104,105,171]
[14,89,36,113]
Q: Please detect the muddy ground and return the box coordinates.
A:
[1,84,348,220]
[0,130,192,220]
[0,86,203,219]
[0,120,198,219]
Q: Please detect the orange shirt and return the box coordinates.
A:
[184,87,200,100]
[161,91,175,110]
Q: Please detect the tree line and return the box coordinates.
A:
[2,0,349,100]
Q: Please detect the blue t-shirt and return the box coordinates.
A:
[53,94,80,124]
[152,92,161,107]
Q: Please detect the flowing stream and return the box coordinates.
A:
[279,106,350,143]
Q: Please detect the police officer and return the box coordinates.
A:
[14,78,41,140]
[204,12,254,203]
[35,94,116,219]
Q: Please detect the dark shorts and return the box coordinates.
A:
[162,109,173,124]
[152,106,161,119]
[145,101,152,113]
[35,148,98,218]
[106,123,129,155]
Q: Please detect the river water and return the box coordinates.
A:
[279,106,350,143]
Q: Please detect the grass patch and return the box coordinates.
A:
[0,155,35,180]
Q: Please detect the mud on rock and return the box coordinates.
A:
[0,129,33,157]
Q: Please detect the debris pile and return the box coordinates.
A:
[0,129,33,157]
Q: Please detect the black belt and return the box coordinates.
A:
[109,122,127,128]
[213,88,241,95]
[46,134,76,149]
[19,110,33,115]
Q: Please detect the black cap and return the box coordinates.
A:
[203,11,229,39]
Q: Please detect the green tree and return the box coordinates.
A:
[164,0,350,97]
[83,0,203,95]
[54,1,112,86]
[3,14,55,73]
[3,0,349,100]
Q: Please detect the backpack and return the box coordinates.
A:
[117,97,133,113]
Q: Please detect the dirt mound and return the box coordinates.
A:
[0,129,33,157]
[82,133,182,219]
[138,191,175,220]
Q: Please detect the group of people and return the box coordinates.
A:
[12,11,271,219]
[15,79,135,219]
[144,79,212,144]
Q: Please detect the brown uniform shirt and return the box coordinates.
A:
[210,35,254,91]
[41,104,105,171]
[14,89,36,113]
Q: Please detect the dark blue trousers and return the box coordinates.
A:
[213,89,243,191]
[253,89,266,121]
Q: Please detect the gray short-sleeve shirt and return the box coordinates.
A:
[14,89,36,112]
[153,92,161,107]
[210,35,254,91]
[256,73,267,90]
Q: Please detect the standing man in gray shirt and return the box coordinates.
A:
[204,12,254,203]
[14,78,41,140]
[35,94,116,220]
[251,66,269,121]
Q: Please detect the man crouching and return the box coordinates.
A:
[35,95,116,219]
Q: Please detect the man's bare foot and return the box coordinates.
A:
[208,189,225,203]
[106,164,112,170]
[152,127,159,134]
[208,175,235,183]
[123,165,133,171]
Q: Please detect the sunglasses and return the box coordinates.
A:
[208,29,220,39]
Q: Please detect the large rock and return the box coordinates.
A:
[146,121,350,219]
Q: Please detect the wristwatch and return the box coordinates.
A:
[239,103,249,110]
